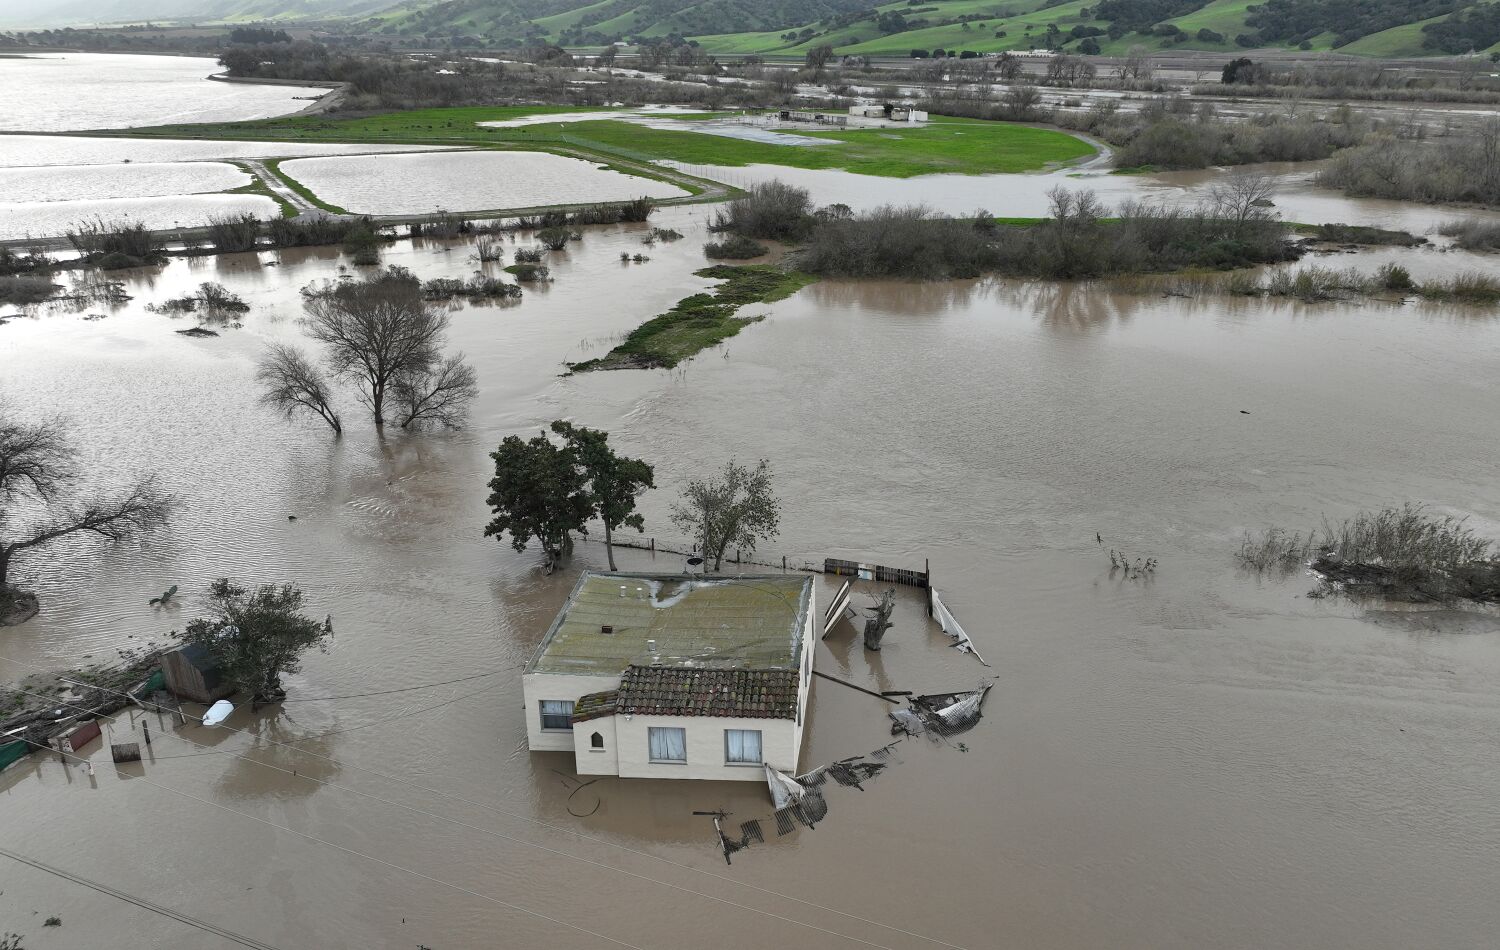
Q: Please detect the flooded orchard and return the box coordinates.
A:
[3,199,1500,950]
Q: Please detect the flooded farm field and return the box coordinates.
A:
[3,203,1500,950]
[0,53,327,132]
[0,162,250,203]
[0,135,448,168]
[1,194,280,241]
[276,151,690,214]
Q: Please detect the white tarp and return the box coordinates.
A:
[765,765,805,810]
[202,700,234,726]
[930,589,990,666]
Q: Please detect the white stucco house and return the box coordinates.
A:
[522,572,815,781]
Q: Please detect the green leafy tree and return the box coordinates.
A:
[175,579,332,706]
[550,421,654,572]
[484,431,591,572]
[670,459,781,572]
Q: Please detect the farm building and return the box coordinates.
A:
[522,573,815,782]
[161,644,234,705]
[848,103,929,123]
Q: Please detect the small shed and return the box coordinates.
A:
[53,718,101,754]
[162,644,234,705]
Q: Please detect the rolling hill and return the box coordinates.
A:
[3,0,1495,57]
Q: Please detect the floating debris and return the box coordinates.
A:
[862,588,896,651]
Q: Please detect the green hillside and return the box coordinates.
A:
[10,0,1493,57]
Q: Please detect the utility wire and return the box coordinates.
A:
[280,665,520,702]
[6,686,899,950]
[0,846,286,950]
[0,653,970,950]
[4,690,645,950]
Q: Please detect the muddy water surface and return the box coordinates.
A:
[0,53,324,132]
[2,206,1499,950]
[277,151,690,215]
[673,160,1500,233]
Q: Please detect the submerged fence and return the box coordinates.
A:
[576,534,988,665]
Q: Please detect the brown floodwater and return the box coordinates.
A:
[2,204,1500,950]
[0,54,323,132]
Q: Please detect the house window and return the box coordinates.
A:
[648,726,687,763]
[590,731,604,749]
[725,729,762,765]
[539,700,574,731]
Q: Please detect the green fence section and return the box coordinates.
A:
[0,740,29,772]
[137,669,165,697]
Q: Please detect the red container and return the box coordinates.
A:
[57,719,101,754]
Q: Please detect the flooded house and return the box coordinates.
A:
[522,573,815,781]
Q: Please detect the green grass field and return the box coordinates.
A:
[1338,17,1448,56]
[119,109,1098,179]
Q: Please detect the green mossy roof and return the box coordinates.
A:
[529,572,811,676]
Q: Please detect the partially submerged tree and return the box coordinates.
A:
[484,431,592,572]
[0,408,173,621]
[670,458,781,572]
[296,266,476,429]
[391,354,479,429]
[551,421,654,572]
[256,343,343,434]
[175,578,332,706]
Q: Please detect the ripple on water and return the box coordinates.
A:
[276,151,690,215]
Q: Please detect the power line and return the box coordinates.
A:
[0,846,286,950]
[6,689,645,950]
[7,685,899,950]
[280,665,520,702]
[0,654,972,948]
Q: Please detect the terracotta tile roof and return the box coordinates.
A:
[571,690,619,724]
[616,665,799,720]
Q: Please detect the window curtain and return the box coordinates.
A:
[725,729,762,764]
[540,700,574,730]
[649,727,687,762]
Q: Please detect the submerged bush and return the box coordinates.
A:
[1237,528,1317,573]
[422,274,521,300]
[1439,219,1500,251]
[146,282,250,316]
[712,181,816,242]
[505,262,551,282]
[1242,504,1499,601]
[65,217,167,267]
[536,227,573,251]
[1318,126,1500,208]
[206,213,262,253]
[0,245,55,276]
[0,274,62,305]
[703,235,769,260]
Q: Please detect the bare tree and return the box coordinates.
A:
[1118,45,1153,85]
[300,267,451,426]
[256,343,342,434]
[1001,84,1043,121]
[391,354,478,429]
[0,409,173,613]
[1208,174,1277,235]
[805,44,835,77]
[670,458,781,572]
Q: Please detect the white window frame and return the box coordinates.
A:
[539,700,574,732]
[724,728,763,766]
[648,726,687,763]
